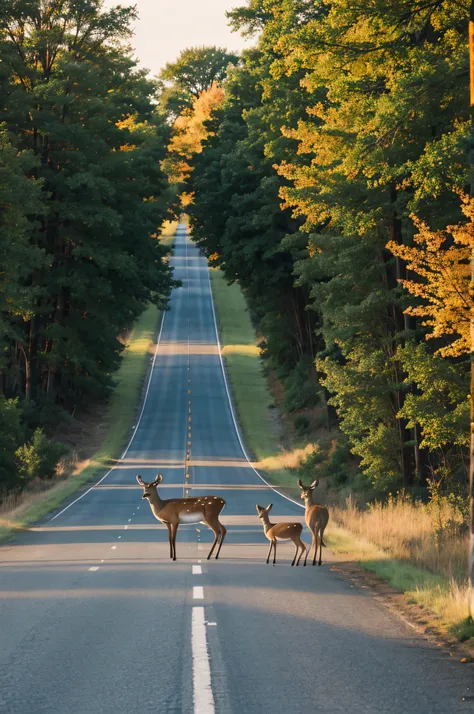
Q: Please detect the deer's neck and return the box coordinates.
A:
[304,494,314,510]
[148,487,166,518]
[261,515,274,533]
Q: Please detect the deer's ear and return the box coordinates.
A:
[256,504,263,513]
[297,478,304,489]
[266,503,273,512]
[152,473,163,486]
[136,475,145,486]
[310,479,319,490]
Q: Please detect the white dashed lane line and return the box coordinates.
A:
[193,586,204,600]
[192,607,214,714]
[111,546,117,550]
[193,565,202,575]
[89,567,100,572]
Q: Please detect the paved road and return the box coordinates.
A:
[1,225,473,714]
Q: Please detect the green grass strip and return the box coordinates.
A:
[210,269,293,488]
[327,525,471,638]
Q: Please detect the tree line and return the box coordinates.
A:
[0,0,174,492]
[175,0,472,501]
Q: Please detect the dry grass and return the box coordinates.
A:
[327,494,471,634]
[331,494,467,583]
[256,443,316,472]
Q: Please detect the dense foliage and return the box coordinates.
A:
[182,0,471,498]
[0,0,173,492]
[158,46,240,121]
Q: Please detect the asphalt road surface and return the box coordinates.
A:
[1,225,473,714]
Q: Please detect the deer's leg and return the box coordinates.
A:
[170,522,178,561]
[165,523,173,560]
[204,520,220,560]
[318,528,324,566]
[312,532,319,566]
[296,538,306,566]
[266,540,273,564]
[273,539,277,566]
[291,539,298,567]
[215,523,226,559]
[304,533,314,566]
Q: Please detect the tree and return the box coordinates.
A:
[0,0,174,413]
[160,46,239,98]
[163,83,225,187]
[187,0,471,496]
[158,46,239,121]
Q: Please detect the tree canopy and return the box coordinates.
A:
[158,46,239,120]
[0,0,174,492]
[182,0,472,497]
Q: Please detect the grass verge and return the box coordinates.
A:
[326,524,470,640]
[210,270,295,489]
[209,265,472,643]
[0,231,175,541]
[210,269,317,495]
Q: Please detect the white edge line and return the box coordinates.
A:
[204,236,304,511]
[49,231,177,522]
[192,606,215,714]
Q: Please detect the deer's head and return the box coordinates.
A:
[136,473,163,500]
[298,479,318,503]
[256,503,273,520]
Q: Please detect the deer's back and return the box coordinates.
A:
[305,504,329,531]
[266,522,303,541]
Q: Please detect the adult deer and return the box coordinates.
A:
[136,474,227,561]
[256,503,307,566]
[297,479,329,566]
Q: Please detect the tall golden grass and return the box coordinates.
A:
[332,494,467,583]
[327,494,473,630]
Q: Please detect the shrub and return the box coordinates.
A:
[293,414,310,436]
[0,396,24,491]
[16,428,66,482]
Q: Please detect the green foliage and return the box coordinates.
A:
[0,397,24,491]
[160,46,240,97]
[0,0,174,494]
[293,414,310,436]
[188,0,472,498]
[283,357,320,413]
[16,429,66,482]
[397,342,469,452]
[158,46,239,120]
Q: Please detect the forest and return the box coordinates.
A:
[165,0,474,507]
[1,0,473,518]
[0,0,174,493]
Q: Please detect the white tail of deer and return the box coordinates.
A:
[297,479,329,566]
[136,474,227,560]
[256,503,307,566]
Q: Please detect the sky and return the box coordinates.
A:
[105,0,254,77]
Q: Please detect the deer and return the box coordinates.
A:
[136,474,227,561]
[297,478,329,566]
[256,503,307,567]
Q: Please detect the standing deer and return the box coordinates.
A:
[297,479,329,566]
[256,504,307,566]
[136,474,227,561]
